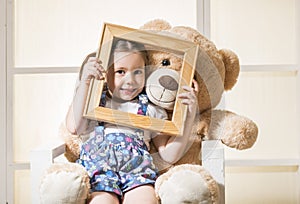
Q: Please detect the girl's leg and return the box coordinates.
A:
[123,184,158,204]
[88,192,119,204]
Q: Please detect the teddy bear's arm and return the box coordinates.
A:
[197,109,258,150]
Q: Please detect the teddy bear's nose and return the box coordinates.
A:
[159,75,178,91]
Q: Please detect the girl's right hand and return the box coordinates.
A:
[81,57,106,84]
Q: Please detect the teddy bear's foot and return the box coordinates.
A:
[39,163,90,204]
[155,164,219,204]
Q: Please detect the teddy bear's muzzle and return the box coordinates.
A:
[159,75,178,91]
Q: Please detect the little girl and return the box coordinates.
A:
[66,39,199,204]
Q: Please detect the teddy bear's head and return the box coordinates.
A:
[142,19,240,113]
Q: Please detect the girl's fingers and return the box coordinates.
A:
[181,81,198,93]
[96,62,106,79]
[192,79,199,93]
[87,56,97,62]
[80,56,106,83]
[91,66,106,80]
[96,64,106,73]
[180,98,196,105]
[87,67,99,78]
[96,67,106,80]
[177,92,191,99]
[179,80,199,100]
[178,89,196,99]
[181,85,192,92]
[178,80,198,109]
[83,60,106,80]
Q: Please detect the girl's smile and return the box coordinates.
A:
[120,87,137,94]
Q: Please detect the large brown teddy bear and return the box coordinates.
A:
[141,19,258,150]
[39,20,258,204]
[139,19,258,203]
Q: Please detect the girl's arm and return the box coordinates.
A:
[152,80,199,164]
[66,55,105,135]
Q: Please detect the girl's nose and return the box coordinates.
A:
[124,72,135,84]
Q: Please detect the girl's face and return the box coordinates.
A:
[108,52,145,101]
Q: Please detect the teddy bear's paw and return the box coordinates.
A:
[220,112,259,150]
[156,164,219,204]
[39,163,90,204]
[64,135,82,162]
[58,122,83,162]
[199,110,258,150]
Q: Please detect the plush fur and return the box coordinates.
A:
[155,164,219,204]
[141,19,258,203]
[40,163,90,204]
[141,19,258,149]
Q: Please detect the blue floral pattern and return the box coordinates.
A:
[76,93,158,196]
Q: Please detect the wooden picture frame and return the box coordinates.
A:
[83,23,199,136]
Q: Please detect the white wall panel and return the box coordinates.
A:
[210,0,297,65]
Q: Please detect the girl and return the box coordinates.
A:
[66,39,198,204]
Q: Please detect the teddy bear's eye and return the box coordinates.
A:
[162,59,170,66]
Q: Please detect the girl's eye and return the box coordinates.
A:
[134,69,144,75]
[115,70,125,75]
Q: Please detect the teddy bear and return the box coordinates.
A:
[38,19,258,204]
[138,19,258,203]
[141,19,258,149]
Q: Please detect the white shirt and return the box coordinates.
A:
[103,96,168,150]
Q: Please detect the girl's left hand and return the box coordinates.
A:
[178,79,199,117]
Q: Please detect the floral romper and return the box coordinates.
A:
[76,94,158,197]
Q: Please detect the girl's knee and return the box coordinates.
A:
[88,191,119,204]
[123,185,158,204]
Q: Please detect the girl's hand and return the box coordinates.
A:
[81,57,106,84]
[178,79,199,118]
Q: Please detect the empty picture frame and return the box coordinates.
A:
[83,22,199,136]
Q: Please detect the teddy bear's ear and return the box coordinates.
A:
[140,19,172,31]
[219,49,240,90]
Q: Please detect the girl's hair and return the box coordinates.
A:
[108,39,148,69]
[78,39,148,80]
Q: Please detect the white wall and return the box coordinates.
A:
[0,0,7,202]
[224,71,299,203]
[210,0,300,203]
